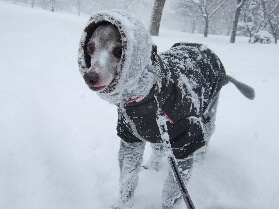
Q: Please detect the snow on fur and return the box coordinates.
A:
[78,10,157,104]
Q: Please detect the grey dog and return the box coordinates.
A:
[78,10,255,209]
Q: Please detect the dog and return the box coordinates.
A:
[78,10,255,209]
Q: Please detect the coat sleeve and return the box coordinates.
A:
[168,116,205,159]
[116,113,143,143]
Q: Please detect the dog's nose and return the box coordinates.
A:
[83,72,99,85]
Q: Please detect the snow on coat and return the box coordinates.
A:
[78,10,228,159]
[117,43,227,159]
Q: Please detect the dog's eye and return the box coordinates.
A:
[87,42,95,55]
[112,46,122,58]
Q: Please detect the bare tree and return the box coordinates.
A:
[174,0,228,37]
[149,0,166,36]
[230,0,247,43]
[51,0,55,12]
[196,0,229,37]
[260,0,279,43]
[220,1,236,35]
[172,0,202,33]
[240,0,264,39]
[123,0,143,10]
[77,0,81,16]
[41,0,47,9]
[31,0,35,8]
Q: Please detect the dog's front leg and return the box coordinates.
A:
[143,143,166,171]
[114,140,145,209]
[162,155,194,209]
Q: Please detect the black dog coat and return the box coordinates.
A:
[117,43,226,159]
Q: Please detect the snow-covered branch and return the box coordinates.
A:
[209,0,228,17]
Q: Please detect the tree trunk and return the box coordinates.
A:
[230,0,246,43]
[51,0,55,12]
[77,0,81,16]
[41,0,46,9]
[149,0,166,36]
[260,0,278,44]
[31,0,35,8]
[191,18,196,34]
[204,15,209,37]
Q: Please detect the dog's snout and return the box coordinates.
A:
[83,72,99,85]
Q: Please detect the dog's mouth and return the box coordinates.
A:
[88,77,119,93]
[99,74,120,94]
[86,74,120,93]
[88,85,107,92]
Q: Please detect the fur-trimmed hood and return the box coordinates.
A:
[78,10,157,104]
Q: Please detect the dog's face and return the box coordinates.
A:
[83,24,122,92]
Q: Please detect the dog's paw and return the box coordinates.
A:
[112,199,133,209]
[112,204,132,209]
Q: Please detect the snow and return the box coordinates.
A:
[0,1,279,209]
[250,30,273,44]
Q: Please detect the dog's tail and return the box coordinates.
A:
[223,75,255,100]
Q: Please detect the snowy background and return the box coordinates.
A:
[0,1,279,208]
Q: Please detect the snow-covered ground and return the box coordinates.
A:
[0,1,278,208]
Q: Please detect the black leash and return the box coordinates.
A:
[153,49,196,209]
[169,157,195,209]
